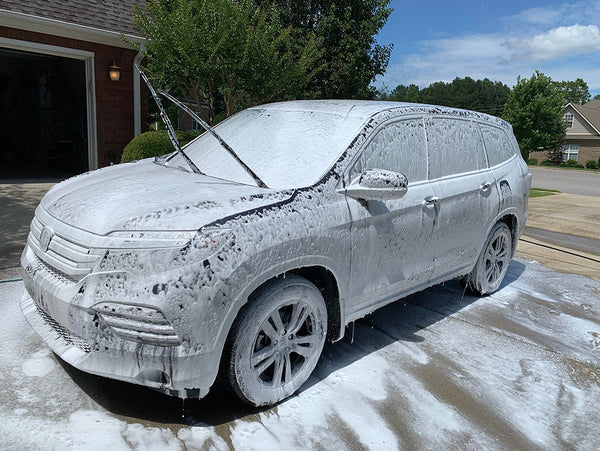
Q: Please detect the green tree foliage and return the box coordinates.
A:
[381,83,421,102]
[554,78,590,105]
[256,0,393,99]
[502,71,567,161]
[593,93,600,100]
[131,0,320,123]
[381,77,510,116]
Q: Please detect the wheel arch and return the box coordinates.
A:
[497,212,519,257]
[213,262,345,387]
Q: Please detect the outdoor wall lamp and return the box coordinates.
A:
[108,61,121,82]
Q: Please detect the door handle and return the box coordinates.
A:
[480,182,492,192]
[422,196,439,207]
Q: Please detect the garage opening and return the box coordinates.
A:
[0,47,88,179]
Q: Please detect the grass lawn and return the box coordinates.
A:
[530,187,561,198]
[528,164,600,173]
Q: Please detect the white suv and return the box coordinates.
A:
[21,100,531,406]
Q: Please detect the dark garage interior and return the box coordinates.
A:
[0,47,88,179]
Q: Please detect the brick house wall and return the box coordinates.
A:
[0,26,147,168]
[577,142,600,164]
[528,142,600,164]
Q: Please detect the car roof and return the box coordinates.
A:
[251,100,412,121]
[251,100,509,128]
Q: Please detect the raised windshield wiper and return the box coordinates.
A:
[159,90,268,189]
[136,65,201,174]
[136,65,268,189]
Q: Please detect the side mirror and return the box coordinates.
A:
[338,169,408,201]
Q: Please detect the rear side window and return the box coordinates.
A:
[425,118,487,179]
[479,124,516,167]
[351,118,428,183]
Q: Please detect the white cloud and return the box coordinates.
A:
[509,7,562,26]
[506,1,600,27]
[379,24,600,91]
[505,24,600,61]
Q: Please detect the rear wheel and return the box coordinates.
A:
[464,222,512,295]
[223,275,327,406]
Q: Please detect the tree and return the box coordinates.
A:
[381,77,510,115]
[593,93,600,100]
[384,83,422,102]
[256,0,393,99]
[131,0,320,123]
[502,71,567,161]
[554,78,590,105]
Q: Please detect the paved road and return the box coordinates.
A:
[2,260,600,449]
[529,166,600,197]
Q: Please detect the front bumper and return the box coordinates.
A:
[20,243,220,399]
[20,289,215,398]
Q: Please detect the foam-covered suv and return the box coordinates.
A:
[21,99,531,406]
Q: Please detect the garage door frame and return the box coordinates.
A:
[0,36,98,170]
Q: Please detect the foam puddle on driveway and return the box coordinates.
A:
[1,260,599,450]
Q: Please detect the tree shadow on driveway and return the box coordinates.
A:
[56,260,527,427]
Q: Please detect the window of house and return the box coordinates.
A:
[425,118,487,179]
[351,118,427,183]
[561,144,579,161]
[564,113,574,128]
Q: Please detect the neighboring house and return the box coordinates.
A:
[0,0,147,179]
[530,99,600,165]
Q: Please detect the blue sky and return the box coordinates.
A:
[375,0,600,96]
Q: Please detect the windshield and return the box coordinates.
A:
[168,107,366,189]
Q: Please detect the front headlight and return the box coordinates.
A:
[106,230,198,249]
[96,228,232,274]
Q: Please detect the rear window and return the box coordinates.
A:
[479,124,516,167]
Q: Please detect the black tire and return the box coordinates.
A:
[223,274,327,406]
[464,222,512,295]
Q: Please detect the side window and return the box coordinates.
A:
[351,118,427,183]
[426,117,487,179]
[480,124,516,167]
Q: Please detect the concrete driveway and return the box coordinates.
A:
[1,260,599,449]
[0,180,59,269]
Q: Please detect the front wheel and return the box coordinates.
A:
[464,222,512,295]
[223,275,327,406]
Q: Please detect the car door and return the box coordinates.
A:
[480,123,529,218]
[424,117,500,281]
[343,117,438,316]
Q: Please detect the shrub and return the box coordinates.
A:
[527,158,538,165]
[121,130,200,163]
[560,159,579,168]
[585,160,598,169]
[540,160,554,166]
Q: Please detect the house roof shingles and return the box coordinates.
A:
[571,99,600,135]
[0,0,146,36]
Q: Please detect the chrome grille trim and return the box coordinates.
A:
[29,217,103,281]
[95,303,182,346]
[31,253,76,285]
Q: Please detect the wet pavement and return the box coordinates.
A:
[1,259,599,450]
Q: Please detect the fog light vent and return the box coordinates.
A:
[94,302,181,346]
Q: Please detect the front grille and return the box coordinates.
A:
[29,217,103,281]
[36,304,92,353]
[32,254,76,286]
